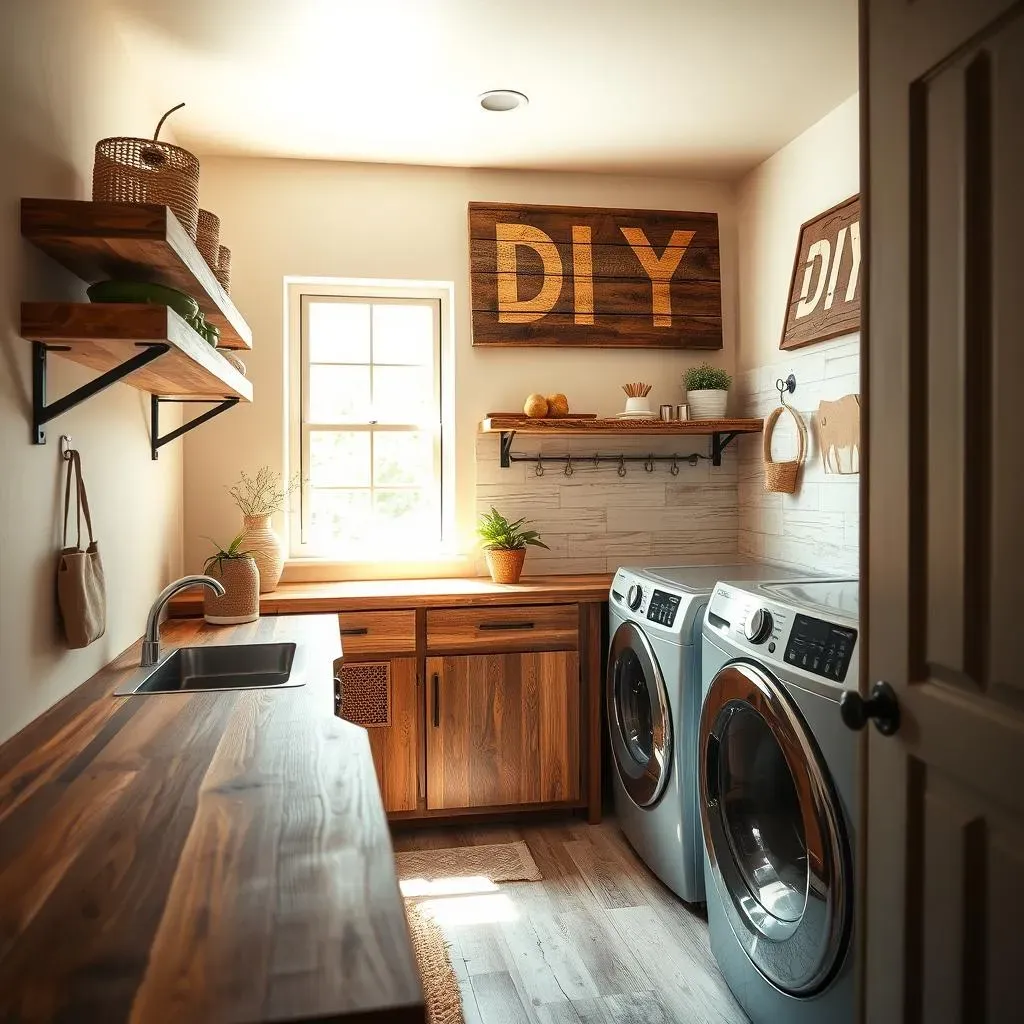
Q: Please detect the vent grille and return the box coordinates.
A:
[338,661,391,727]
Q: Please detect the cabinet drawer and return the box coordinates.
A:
[338,610,416,656]
[426,604,578,652]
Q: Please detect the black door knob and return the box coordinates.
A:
[840,681,900,736]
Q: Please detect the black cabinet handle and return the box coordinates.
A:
[340,627,369,636]
[333,675,342,715]
[704,734,720,804]
[478,621,535,632]
[432,673,440,728]
[840,681,901,736]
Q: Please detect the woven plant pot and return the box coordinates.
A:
[763,404,808,494]
[240,514,285,593]
[485,548,526,585]
[92,104,200,238]
[203,555,259,625]
[215,245,231,292]
[196,209,220,271]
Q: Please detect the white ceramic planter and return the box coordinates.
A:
[686,389,728,420]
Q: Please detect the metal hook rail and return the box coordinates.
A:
[511,450,709,478]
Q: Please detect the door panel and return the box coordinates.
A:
[865,0,1024,1018]
[425,651,580,810]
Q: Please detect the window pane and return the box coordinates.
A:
[308,365,371,423]
[372,365,434,423]
[373,431,434,486]
[309,431,370,487]
[308,301,371,363]
[374,488,431,531]
[372,303,435,364]
[309,489,372,544]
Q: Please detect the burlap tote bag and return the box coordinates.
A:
[57,451,106,649]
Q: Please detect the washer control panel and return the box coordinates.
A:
[647,589,681,627]
[784,614,858,682]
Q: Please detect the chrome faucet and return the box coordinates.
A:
[141,575,226,667]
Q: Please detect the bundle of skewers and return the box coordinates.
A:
[621,382,653,399]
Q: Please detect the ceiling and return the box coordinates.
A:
[103,0,858,178]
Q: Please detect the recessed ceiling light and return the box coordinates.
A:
[479,89,529,112]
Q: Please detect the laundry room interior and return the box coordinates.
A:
[3,0,1019,1022]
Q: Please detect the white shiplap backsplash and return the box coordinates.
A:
[475,431,740,575]
[735,335,860,576]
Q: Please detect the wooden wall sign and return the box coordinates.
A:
[780,195,861,350]
[468,202,722,349]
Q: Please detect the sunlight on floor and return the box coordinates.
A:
[415,892,519,926]
[400,874,500,899]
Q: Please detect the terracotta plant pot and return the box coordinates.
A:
[204,555,260,624]
[485,548,527,584]
[240,514,285,592]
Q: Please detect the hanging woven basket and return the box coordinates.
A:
[92,103,201,238]
[762,404,807,494]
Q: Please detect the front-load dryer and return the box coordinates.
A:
[699,577,860,1024]
[607,562,806,903]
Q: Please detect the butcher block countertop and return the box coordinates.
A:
[0,614,425,1024]
[169,572,615,617]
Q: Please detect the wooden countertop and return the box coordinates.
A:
[169,572,615,617]
[0,615,425,1024]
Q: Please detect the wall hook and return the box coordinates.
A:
[670,456,680,476]
[776,374,797,406]
[59,435,74,461]
[688,453,701,466]
[593,453,601,469]
[534,455,545,477]
[617,455,627,477]
[644,454,655,473]
[563,455,574,477]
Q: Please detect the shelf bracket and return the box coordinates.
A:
[32,341,170,444]
[711,431,740,467]
[151,395,240,460]
[499,430,516,469]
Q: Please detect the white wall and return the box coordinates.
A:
[183,158,739,575]
[0,0,184,744]
[734,94,860,575]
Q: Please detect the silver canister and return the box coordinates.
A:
[659,404,675,421]
[676,404,688,421]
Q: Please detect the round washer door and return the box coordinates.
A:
[607,620,672,808]
[698,661,852,996]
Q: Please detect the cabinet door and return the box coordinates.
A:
[335,656,419,813]
[425,651,580,810]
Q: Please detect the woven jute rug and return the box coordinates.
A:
[398,842,543,1024]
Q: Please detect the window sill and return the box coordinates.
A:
[282,552,476,583]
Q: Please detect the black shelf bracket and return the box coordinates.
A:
[151,395,240,460]
[32,341,170,444]
[499,430,516,468]
[711,431,740,466]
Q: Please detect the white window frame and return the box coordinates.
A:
[285,278,454,562]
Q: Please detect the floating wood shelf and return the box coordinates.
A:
[480,415,763,468]
[21,198,252,350]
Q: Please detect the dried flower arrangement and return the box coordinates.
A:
[227,466,302,517]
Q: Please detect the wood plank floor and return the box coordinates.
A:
[392,819,748,1024]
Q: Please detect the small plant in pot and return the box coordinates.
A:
[477,507,549,584]
[683,362,733,420]
[202,533,260,624]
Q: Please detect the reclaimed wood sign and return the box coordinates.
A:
[780,195,862,350]
[469,202,722,349]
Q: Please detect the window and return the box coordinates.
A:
[288,282,449,559]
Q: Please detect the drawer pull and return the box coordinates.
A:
[340,626,370,636]
[432,673,440,728]
[478,621,535,632]
[333,675,342,714]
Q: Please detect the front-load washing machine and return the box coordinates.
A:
[700,577,860,1024]
[606,563,806,903]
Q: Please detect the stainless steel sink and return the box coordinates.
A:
[115,642,306,696]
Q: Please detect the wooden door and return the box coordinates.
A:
[335,657,419,813]
[863,1,1024,1019]
[425,652,580,810]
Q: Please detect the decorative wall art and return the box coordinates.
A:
[780,195,861,350]
[469,202,722,349]
[816,394,861,474]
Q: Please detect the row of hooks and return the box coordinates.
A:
[520,451,708,478]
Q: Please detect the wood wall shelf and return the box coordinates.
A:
[21,198,252,350]
[479,415,763,468]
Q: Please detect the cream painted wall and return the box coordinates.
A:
[183,158,737,573]
[0,0,183,744]
[734,94,861,574]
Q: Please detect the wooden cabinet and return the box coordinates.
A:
[426,604,578,653]
[424,651,580,810]
[338,610,416,656]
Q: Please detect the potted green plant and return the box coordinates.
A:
[477,507,549,584]
[202,533,260,624]
[683,362,733,420]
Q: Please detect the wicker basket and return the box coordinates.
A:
[196,209,220,270]
[215,245,232,292]
[762,404,808,494]
[92,103,200,238]
[485,548,527,584]
[203,555,260,624]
